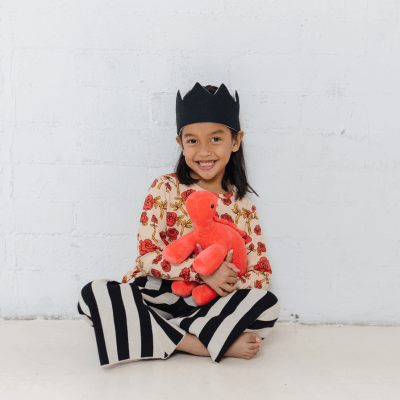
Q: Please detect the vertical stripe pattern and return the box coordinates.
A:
[78,277,280,367]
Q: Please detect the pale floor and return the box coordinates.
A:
[0,320,399,400]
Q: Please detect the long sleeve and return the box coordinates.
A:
[122,176,200,284]
[233,200,272,290]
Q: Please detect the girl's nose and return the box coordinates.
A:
[197,143,212,155]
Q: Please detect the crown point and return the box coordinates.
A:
[217,83,227,91]
[176,90,182,101]
[216,83,234,100]
[190,82,207,96]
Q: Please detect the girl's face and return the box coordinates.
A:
[176,122,244,185]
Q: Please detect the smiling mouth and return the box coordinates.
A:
[197,161,217,166]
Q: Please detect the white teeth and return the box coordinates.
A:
[199,161,215,166]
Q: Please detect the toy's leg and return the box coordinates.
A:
[171,281,199,297]
[192,284,217,306]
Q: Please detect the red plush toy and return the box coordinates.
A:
[162,190,248,306]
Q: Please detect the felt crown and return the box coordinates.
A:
[176,82,240,136]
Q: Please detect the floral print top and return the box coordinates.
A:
[122,173,272,290]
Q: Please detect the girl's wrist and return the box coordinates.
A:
[198,273,211,285]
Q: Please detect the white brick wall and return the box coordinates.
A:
[0,0,399,324]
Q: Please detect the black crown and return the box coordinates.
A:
[176,82,240,136]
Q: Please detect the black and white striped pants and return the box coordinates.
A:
[77,276,281,367]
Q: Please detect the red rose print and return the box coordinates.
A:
[243,233,252,244]
[152,254,162,264]
[257,242,266,254]
[165,182,171,191]
[248,243,255,251]
[251,205,256,213]
[143,194,155,211]
[166,228,179,241]
[159,231,169,246]
[122,275,128,283]
[254,280,262,289]
[151,269,161,278]
[181,189,195,202]
[150,179,158,188]
[221,213,234,223]
[246,210,251,216]
[254,225,261,235]
[151,215,158,223]
[221,196,232,206]
[254,257,272,274]
[161,260,171,272]
[139,239,160,255]
[179,267,191,281]
[140,212,148,224]
[195,273,200,283]
[166,212,178,227]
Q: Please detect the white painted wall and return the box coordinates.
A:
[0,0,399,324]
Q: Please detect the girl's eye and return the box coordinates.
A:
[187,137,221,144]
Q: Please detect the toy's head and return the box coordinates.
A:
[185,191,218,227]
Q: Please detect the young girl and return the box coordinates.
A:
[78,83,281,368]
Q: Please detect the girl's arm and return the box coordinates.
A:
[122,176,200,284]
[233,200,272,290]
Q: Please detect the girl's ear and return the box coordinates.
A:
[176,136,185,155]
[233,131,244,152]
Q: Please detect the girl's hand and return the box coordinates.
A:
[197,247,240,297]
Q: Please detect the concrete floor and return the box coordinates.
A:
[0,320,399,400]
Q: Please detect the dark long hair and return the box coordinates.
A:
[174,84,259,201]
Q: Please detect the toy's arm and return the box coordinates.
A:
[232,201,272,290]
[162,231,198,264]
[121,177,200,284]
[192,243,228,276]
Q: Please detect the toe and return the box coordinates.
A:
[247,333,261,343]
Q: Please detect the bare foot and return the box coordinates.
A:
[224,333,262,360]
[175,332,262,360]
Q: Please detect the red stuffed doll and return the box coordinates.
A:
[162,190,248,306]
